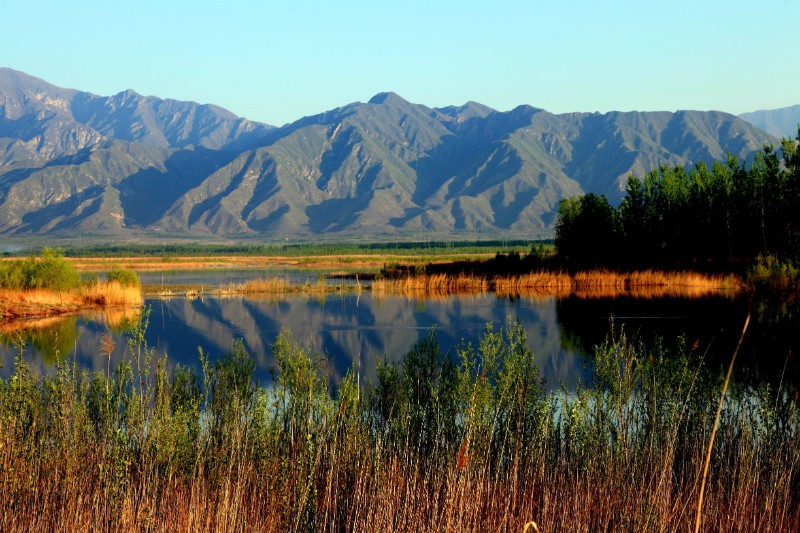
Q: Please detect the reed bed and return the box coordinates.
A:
[374,270,742,299]
[371,273,489,295]
[0,318,797,532]
[0,282,142,321]
[81,281,143,306]
[223,277,353,295]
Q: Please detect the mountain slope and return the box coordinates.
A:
[739,105,800,139]
[0,69,779,239]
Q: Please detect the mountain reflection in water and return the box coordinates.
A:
[2,292,797,390]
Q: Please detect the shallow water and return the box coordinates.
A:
[2,275,797,390]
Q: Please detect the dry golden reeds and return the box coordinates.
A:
[81,280,143,306]
[223,276,345,295]
[371,269,743,299]
[371,273,489,295]
[228,277,293,294]
[0,281,142,323]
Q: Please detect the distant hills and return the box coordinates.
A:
[738,105,800,139]
[0,68,783,239]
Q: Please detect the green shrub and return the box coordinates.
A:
[747,254,800,291]
[0,247,81,291]
[106,266,140,288]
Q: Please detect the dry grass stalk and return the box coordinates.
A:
[225,277,345,295]
[694,306,752,533]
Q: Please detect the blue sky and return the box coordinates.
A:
[2,0,797,126]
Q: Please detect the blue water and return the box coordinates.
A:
[2,280,793,390]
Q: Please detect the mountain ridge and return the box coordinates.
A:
[0,68,783,239]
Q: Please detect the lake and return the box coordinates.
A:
[2,275,798,390]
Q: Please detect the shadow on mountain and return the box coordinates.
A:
[187,152,257,226]
[306,191,375,233]
[410,110,535,206]
[490,187,538,229]
[119,147,239,227]
[240,164,281,226]
[0,145,99,192]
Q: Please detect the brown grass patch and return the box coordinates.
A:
[371,274,489,296]
[81,281,143,306]
[0,282,142,323]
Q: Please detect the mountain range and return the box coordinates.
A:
[0,68,785,240]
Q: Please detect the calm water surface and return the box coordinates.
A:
[2,275,797,390]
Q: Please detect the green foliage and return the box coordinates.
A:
[52,240,539,259]
[554,130,800,266]
[555,193,619,265]
[0,247,81,291]
[106,266,140,288]
[747,255,800,291]
[376,328,460,453]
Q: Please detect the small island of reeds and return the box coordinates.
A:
[0,248,142,322]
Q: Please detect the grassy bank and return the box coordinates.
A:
[8,241,536,272]
[1,318,796,531]
[0,250,142,322]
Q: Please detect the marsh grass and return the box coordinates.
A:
[225,276,345,295]
[0,281,142,322]
[373,269,742,299]
[0,316,797,531]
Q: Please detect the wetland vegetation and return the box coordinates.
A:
[0,313,797,531]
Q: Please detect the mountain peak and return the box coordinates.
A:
[435,101,496,121]
[368,91,410,106]
[112,88,142,101]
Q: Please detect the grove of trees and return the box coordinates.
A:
[555,130,800,267]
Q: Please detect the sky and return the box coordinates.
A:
[1,0,797,126]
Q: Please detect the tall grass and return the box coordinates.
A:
[0,282,142,321]
[373,269,742,299]
[224,276,345,295]
[0,317,797,531]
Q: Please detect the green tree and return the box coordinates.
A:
[555,193,619,265]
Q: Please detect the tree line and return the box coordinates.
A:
[555,130,800,267]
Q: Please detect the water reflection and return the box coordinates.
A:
[2,292,797,390]
[1,293,586,391]
[138,268,363,288]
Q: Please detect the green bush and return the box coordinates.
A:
[0,247,81,291]
[106,266,140,288]
[747,254,800,291]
